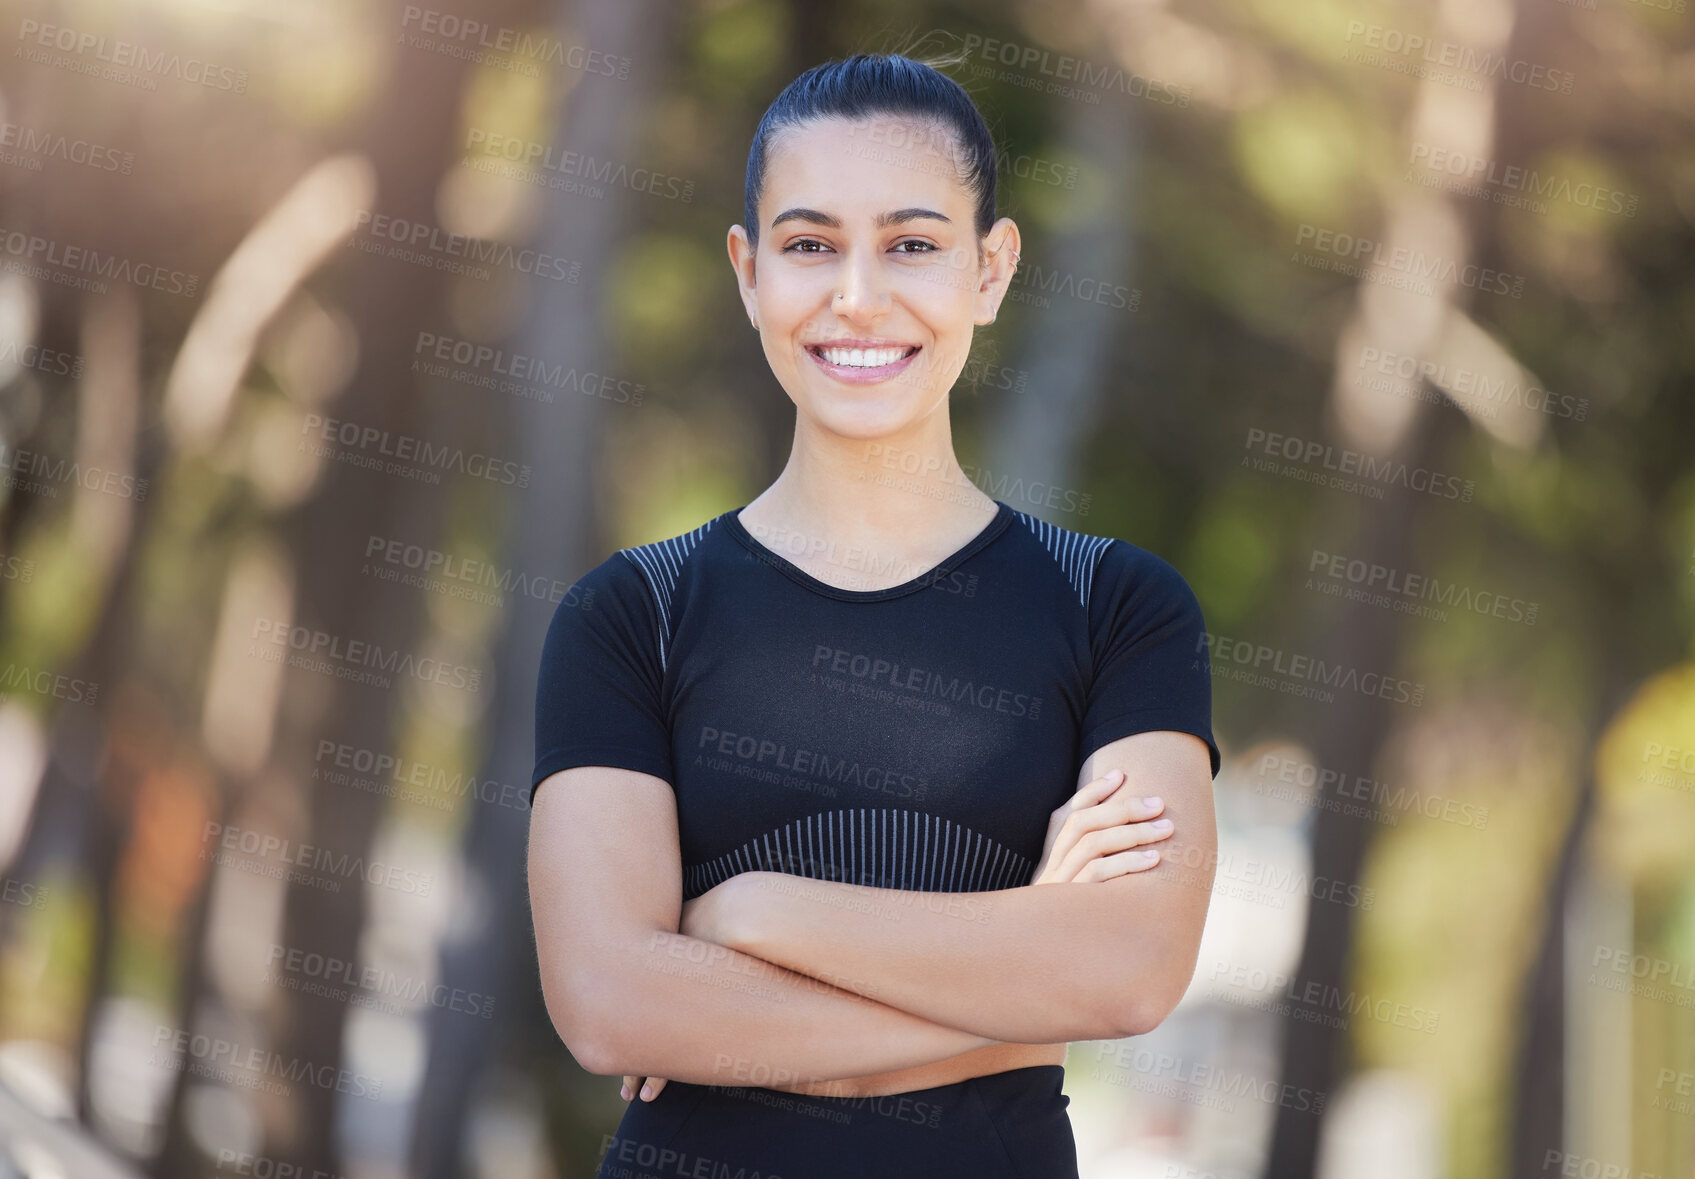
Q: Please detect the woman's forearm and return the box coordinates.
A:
[561,927,998,1086]
[705,870,1201,1043]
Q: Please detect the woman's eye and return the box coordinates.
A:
[778,240,938,255]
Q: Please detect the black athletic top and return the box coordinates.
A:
[531,500,1219,901]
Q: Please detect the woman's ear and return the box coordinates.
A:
[975,218,1021,324]
[727,224,759,326]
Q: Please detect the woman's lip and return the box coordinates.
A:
[805,344,922,385]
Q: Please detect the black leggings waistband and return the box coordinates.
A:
[594,1064,1078,1179]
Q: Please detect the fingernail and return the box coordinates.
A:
[620,1085,631,1101]
[1143,797,1161,808]
[1109,769,1124,781]
[1144,850,1160,861]
[640,1083,654,1101]
[1153,819,1172,830]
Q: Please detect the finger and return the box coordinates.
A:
[1066,791,1165,837]
[1077,846,1163,882]
[640,1077,668,1101]
[622,1076,638,1101]
[1050,798,1167,870]
[1077,769,1127,806]
[1080,818,1174,857]
[1049,770,1122,826]
[1055,819,1174,881]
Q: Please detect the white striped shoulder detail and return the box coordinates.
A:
[1009,509,1116,610]
[618,517,718,672]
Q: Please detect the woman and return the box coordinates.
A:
[527,52,1221,1179]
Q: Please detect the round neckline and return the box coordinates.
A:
[720,500,1014,602]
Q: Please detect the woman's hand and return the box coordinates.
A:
[622,1074,667,1103]
[1029,767,1174,885]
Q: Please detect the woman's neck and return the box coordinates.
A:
[738,424,999,591]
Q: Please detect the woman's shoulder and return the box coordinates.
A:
[1004,507,1195,612]
[1088,535,1204,632]
[554,510,732,643]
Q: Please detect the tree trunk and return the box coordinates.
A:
[982,83,1138,513]
[408,1,673,1175]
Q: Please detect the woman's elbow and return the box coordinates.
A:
[539,965,636,1075]
[1101,938,1202,1038]
[1112,988,1179,1039]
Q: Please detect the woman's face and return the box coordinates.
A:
[729,114,1019,440]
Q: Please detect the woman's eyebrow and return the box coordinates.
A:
[770,207,953,229]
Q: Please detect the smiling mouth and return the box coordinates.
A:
[807,344,920,368]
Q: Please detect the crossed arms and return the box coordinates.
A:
[525,729,1216,1088]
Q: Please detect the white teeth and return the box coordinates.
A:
[817,346,911,368]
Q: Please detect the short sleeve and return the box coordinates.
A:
[531,552,674,803]
[1080,540,1221,778]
